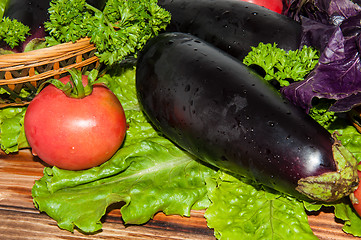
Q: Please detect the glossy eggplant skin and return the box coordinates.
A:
[4,0,50,29]
[158,0,302,60]
[136,32,345,200]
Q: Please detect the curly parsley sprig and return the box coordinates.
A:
[0,17,30,49]
[44,0,171,65]
[243,43,319,87]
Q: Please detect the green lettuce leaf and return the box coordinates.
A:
[205,171,317,240]
[32,66,216,233]
[333,199,361,237]
[0,106,29,153]
[327,118,361,163]
[304,197,361,237]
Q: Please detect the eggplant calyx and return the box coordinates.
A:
[296,135,359,203]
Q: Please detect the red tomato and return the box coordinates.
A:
[352,167,361,216]
[24,74,127,170]
[240,0,283,14]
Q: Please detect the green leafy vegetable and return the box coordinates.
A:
[0,106,28,153]
[243,43,319,87]
[0,17,30,48]
[327,118,361,163]
[45,0,171,65]
[308,99,337,128]
[205,171,317,240]
[333,199,361,236]
[0,0,8,19]
[32,66,216,233]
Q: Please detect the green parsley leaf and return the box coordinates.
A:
[0,17,30,48]
[309,99,337,128]
[243,43,319,87]
[44,0,171,65]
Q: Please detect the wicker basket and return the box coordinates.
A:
[0,37,101,108]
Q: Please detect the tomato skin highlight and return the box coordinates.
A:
[352,168,361,216]
[240,0,283,14]
[24,75,127,170]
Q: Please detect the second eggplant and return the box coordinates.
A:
[158,0,302,60]
[136,32,358,202]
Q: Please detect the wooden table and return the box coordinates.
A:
[0,149,359,239]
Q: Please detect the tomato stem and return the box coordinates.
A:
[66,68,99,98]
[68,69,86,98]
[38,68,99,99]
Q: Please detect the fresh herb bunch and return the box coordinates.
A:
[243,43,319,87]
[0,17,30,48]
[45,0,171,65]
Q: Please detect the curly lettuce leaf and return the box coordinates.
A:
[326,117,361,163]
[332,199,361,237]
[32,66,216,233]
[205,171,317,240]
[303,197,361,237]
[0,106,28,153]
[97,66,140,113]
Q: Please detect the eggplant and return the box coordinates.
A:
[136,32,358,202]
[4,0,50,29]
[2,0,50,52]
[158,0,302,60]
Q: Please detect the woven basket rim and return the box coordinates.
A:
[0,37,101,108]
[0,37,96,69]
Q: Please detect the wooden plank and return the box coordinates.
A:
[0,149,359,239]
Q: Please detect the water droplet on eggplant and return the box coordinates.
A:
[184,84,190,92]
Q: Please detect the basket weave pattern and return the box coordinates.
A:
[0,38,100,108]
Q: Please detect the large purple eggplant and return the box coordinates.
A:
[158,0,302,60]
[136,32,358,202]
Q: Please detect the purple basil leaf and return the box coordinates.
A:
[340,12,361,37]
[286,0,331,23]
[300,16,338,52]
[328,0,361,19]
[286,0,361,23]
[329,92,361,111]
[282,13,361,113]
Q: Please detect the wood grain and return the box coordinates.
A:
[0,149,359,239]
